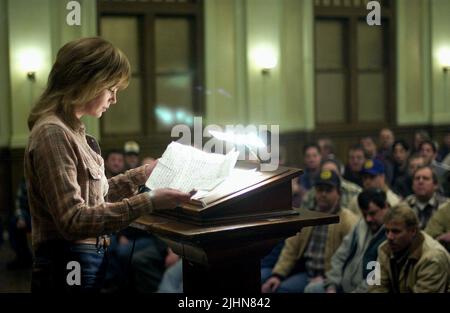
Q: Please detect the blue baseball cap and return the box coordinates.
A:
[361,159,385,176]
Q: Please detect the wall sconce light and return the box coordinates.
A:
[252,46,278,75]
[438,48,450,73]
[19,49,42,82]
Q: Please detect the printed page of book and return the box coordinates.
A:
[145,142,239,193]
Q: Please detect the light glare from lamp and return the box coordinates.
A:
[209,130,266,148]
[438,48,450,68]
[19,49,42,73]
[252,46,277,71]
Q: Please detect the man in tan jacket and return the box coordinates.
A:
[425,201,450,251]
[262,170,358,293]
[369,204,450,293]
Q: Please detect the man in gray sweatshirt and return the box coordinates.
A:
[305,188,388,293]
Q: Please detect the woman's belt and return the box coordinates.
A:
[74,236,111,248]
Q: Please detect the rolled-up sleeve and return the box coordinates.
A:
[106,166,148,202]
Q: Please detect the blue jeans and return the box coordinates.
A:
[261,267,273,284]
[158,259,183,293]
[276,272,310,293]
[32,241,108,293]
[304,280,326,293]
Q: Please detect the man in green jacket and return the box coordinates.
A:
[369,204,450,293]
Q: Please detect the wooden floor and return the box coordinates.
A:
[0,232,31,293]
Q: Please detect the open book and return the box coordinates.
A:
[146,142,241,197]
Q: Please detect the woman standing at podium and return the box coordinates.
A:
[24,37,191,292]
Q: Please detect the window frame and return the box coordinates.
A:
[97,0,205,143]
[314,2,396,131]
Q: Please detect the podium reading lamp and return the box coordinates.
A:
[209,130,264,165]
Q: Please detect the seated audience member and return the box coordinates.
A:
[124,140,141,170]
[104,149,125,178]
[361,136,393,184]
[425,201,450,251]
[377,128,395,162]
[412,129,431,154]
[391,140,410,186]
[443,152,450,168]
[292,143,322,207]
[369,204,450,293]
[402,166,448,229]
[437,132,450,162]
[343,145,366,188]
[419,140,450,187]
[393,154,425,198]
[305,188,388,293]
[261,170,358,293]
[302,159,361,211]
[361,136,378,160]
[7,178,33,270]
[348,159,400,217]
[317,138,338,163]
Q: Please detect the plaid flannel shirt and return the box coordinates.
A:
[24,114,153,252]
[303,224,328,277]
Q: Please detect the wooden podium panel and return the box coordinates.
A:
[132,208,339,293]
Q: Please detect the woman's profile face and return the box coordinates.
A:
[82,87,117,118]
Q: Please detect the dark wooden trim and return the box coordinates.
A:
[98,2,198,15]
[315,8,392,18]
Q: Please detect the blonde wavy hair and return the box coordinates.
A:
[28,37,130,130]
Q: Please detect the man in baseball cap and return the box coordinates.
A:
[361,158,385,177]
[348,159,400,216]
[314,169,341,213]
[123,141,141,169]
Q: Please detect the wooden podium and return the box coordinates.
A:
[132,164,339,293]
